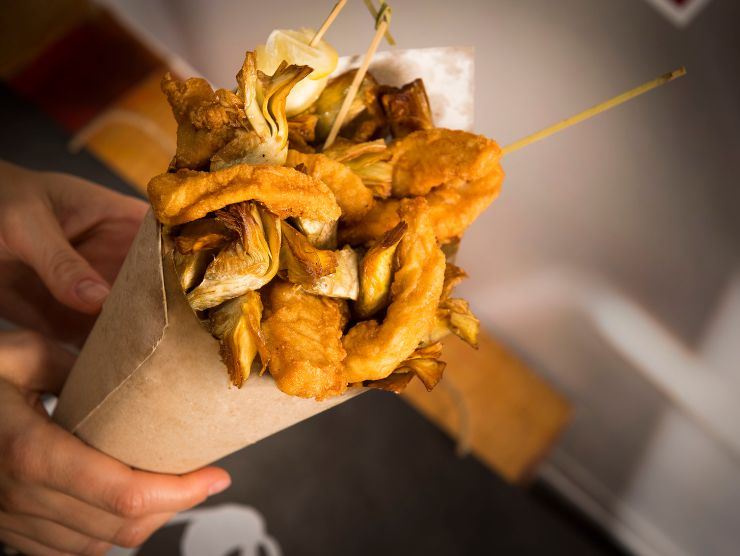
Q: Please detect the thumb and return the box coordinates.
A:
[5,204,110,314]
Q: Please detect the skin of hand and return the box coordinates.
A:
[0,160,146,346]
[0,162,232,554]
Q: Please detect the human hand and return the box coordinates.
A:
[0,161,148,346]
[0,330,232,555]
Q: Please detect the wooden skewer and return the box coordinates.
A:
[363,0,396,46]
[323,4,392,150]
[310,0,348,47]
[502,67,687,156]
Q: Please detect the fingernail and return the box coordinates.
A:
[75,279,110,305]
[208,478,231,496]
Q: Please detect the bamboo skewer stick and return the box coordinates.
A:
[310,0,348,47]
[323,4,392,150]
[363,0,396,45]
[502,67,687,156]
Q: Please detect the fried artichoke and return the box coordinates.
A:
[279,221,338,287]
[209,291,268,387]
[187,203,281,311]
[303,245,360,300]
[379,78,434,138]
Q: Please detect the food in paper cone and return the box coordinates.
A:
[145,23,499,401]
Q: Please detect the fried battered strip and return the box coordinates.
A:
[147,164,341,226]
[286,150,374,222]
[338,129,505,244]
[364,342,446,393]
[262,281,347,399]
[343,198,445,383]
[390,129,501,197]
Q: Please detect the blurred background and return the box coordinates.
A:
[1,0,738,554]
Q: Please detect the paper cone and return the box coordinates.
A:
[53,47,475,474]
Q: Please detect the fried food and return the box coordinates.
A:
[162,73,244,171]
[338,129,504,244]
[279,221,338,286]
[364,342,445,393]
[287,114,319,153]
[354,221,407,319]
[147,163,341,226]
[173,248,215,292]
[323,139,393,198]
[174,218,233,254]
[379,78,434,138]
[343,198,445,383]
[209,291,268,387]
[314,70,385,141]
[187,203,280,311]
[303,245,359,300]
[262,281,347,399]
[293,218,338,249]
[286,150,374,222]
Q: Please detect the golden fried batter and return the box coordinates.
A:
[286,150,374,222]
[162,73,244,170]
[262,281,347,399]
[339,129,505,244]
[343,198,445,383]
[148,164,341,226]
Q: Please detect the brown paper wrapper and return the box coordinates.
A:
[53,48,475,474]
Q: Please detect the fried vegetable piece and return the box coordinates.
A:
[279,221,337,287]
[430,298,480,348]
[441,263,468,300]
[314,70,385,142]
[303,245,359,300]
[323,138,392,198]
[339,129,504,244]
[286,150,374,222]
[173,248,215,292]
[161,73,244,171]
[343,198,445,383]
[262,281,347,399]
[294,218,338,250]
[187,203,281,311]
[354,221,407,319]
[174,218,233,254]
[209,291,268,387]
[147,163,341,226]
[379,78,434,138]
[364,343,446,393]
[209,52,311,170]
[288,114,319,153]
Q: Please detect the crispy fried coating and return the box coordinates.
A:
[262,281,347,399]
[379,79,434,139]
[390,129,500,197]
[343,198,445,383]
[162,73,244,170]
[286,150,374,222]
[338,129,504,244]
[147,164,341,226]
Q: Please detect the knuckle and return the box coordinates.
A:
[113,522,152,548]
[111,487,149,518]
[46,248,83,282]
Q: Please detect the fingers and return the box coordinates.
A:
[14,419,231,518]
[0,331,75,395]
[0,200,111,314]
[0,513,110,556]
[0,528,67,556]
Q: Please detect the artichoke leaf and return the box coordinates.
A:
[294,217,338,250]
[429,298,480,349]
[174,218,233,254]
[216,52,310,168]
[209,291,269,387]
[303,245,359,300]
[279,221,338,286]
[354,221,407,319]
[187,202,281,311]
[173,248,216,292]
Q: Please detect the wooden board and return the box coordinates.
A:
[403,331,571,484]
